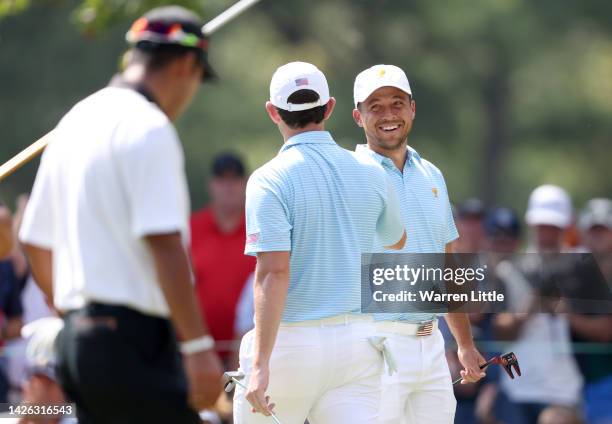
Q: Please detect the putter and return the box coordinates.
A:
[223,371,283,424]
[452,351,521,386]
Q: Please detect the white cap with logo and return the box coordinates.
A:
[269,62,330,112]
[353,64,412,107]
[525,184,573,229]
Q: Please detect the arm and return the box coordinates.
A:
[444,243,486,384]
[22,244,53,301]
[0,206,13,258]
[145,232,210,340]
[568,314,612,343]
[246,251,290,416]
[379,175,406,250]
[145,232,222,409]
[493,312,531,341]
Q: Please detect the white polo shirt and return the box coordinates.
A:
[19,86,190,318]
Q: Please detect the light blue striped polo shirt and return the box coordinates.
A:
[245,131,404,322]
[356,144,458,323]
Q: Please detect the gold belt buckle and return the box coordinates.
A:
[416,321,433,337]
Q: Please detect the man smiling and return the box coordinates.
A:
[353,64,486,424]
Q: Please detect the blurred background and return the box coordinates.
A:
[1,0,611,209]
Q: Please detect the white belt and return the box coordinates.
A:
[280,314,374,328]
[375,319,438,337]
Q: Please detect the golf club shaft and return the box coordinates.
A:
[230,377,283,424]
[202,0,261,35]
[0,0,262,182]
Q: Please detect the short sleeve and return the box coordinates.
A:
[118,124,189,238]
[244,170,292,256]
[376,174,405,246]
[19,150,54,249]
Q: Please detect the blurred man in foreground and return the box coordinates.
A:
[19,6,222,423]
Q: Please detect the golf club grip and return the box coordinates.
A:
[451,360,492,386]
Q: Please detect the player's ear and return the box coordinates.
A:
[322,97,336,121]
[265,101,282,125]
[352,107,364,127]
[410,98,416,120]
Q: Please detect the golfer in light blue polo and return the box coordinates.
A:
[233,62,406,424]
[353,64,486,424]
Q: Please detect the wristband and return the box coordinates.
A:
[180,335,215,355]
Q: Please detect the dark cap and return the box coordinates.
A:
[458,198,485,219]
[579,198,612,231]
[126,6,216,81]
[212,153,246,177]
[484,207,521,238]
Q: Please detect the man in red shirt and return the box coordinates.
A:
[190,153,255,363]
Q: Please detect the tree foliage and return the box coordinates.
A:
[0,0,610,213]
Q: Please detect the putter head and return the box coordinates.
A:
[223,370,245,392]
[495,352,521,379]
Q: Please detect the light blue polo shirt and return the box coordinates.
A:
[245,131,404,322]
[356,144,459,323]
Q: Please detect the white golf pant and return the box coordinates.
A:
[233,315,383,424]
[377,322,456,424]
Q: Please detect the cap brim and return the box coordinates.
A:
[355,83,412,107]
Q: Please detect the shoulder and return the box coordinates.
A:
[249,150,302,185]
[71,87,175,143]
[411,148,447,184]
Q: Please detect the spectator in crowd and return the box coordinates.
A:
[493,184,583,424]
[537,405,584,424]
[0,317,76,423]
[568,198,612,424]
[455,198,487,253]
[485,206,522,255]
[471,207,523,424]
[0,264,24,404]
[234,272,255,342]
[4,194,54,402]
[451,207,523,424]
[190,153,256,364]
[0,203,13,259]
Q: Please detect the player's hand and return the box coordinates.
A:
[184,349,224,410]
[246,364,276,416]
[457,345,486,384]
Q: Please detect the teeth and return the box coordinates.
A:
[381,125,399,131]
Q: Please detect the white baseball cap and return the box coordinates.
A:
[525,184,573,229]
[269,62,330,112]
[353,64,412,107]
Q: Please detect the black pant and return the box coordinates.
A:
[55,303,201,424]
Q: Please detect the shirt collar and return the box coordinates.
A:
[280,131,336,153]
[107,74,159,106]
[355,144,421,170]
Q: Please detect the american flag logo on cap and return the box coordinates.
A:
[295,78,309,86]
